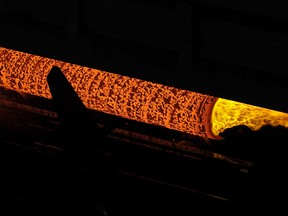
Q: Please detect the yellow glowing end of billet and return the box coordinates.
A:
[211,98,288,136]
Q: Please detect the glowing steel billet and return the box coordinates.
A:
[0,47,219,139]
[2,47,288,139]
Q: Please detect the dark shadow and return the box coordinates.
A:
[219,124,288,213]
[46,65,115,215]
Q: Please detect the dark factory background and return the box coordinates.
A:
[1,0,288,112]
[0,0,288,215]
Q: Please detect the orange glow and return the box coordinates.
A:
[211,98,288,136]
[0,47,218,139]
[1,47,288,139]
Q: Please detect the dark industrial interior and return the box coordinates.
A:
[1,0,288,215]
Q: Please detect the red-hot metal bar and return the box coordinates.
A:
[1,47,288,139]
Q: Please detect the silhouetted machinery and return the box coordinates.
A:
[0,49,288,215]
